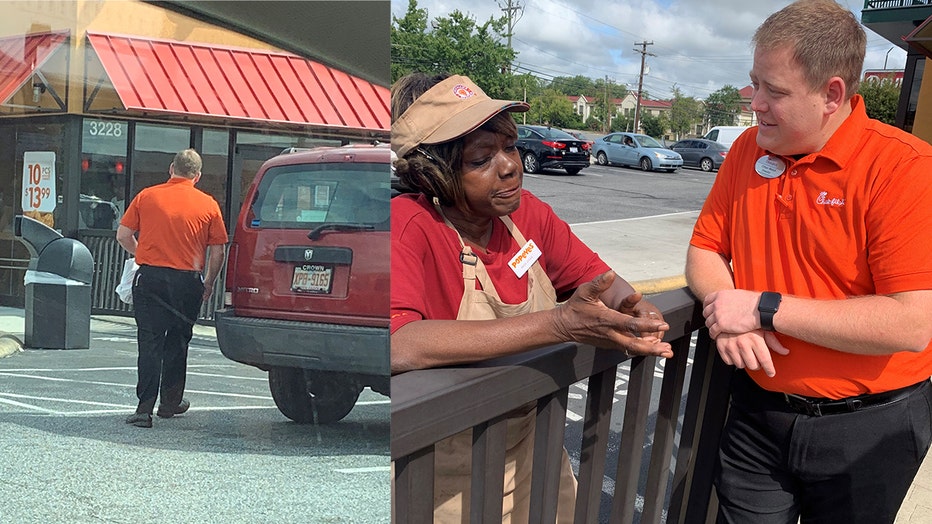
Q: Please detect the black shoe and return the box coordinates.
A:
[156,398,190,419]
[125,412,152,428]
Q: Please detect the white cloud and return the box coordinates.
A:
[391,0,909,100]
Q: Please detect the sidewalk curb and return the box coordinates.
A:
[631,274,687,295]
[0,333,24,358]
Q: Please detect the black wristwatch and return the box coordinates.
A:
[758,292,782,331]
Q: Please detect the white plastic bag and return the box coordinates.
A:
[116,258,138,304]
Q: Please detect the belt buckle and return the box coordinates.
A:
[784,393,822,417]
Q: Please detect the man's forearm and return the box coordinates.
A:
[685,245,734,301]
[204,245,226,285]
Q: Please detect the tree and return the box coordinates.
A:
[640,113,665,138]
[859,76,901,125]
[704,85,742,127]
[550,75,595,97]
[669,87,703,139]
[529,89,575,127]
[390,0,516,97]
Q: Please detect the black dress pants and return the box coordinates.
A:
[715,371,932,524]
[131,265,203,414]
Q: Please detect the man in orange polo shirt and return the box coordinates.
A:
[687,1,932,522]
[117,148,227,428]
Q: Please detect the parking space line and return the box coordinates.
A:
[0,364,239,373]
[334,466,391,474]
[0,392,130,408]
[0,395,59,413]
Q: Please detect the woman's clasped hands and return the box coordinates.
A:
[552,270,674,359]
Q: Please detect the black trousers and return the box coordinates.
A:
[131,265,203,414]
[715,371,932,524]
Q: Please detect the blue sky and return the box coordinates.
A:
[391,0,909,101]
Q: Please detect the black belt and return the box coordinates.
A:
[780,381,926,417]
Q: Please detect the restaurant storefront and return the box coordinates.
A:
[0,2,390,316]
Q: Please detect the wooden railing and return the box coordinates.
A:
[391,287,734,523]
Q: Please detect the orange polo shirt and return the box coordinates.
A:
[691,95,932,398]
[121,177,227,271]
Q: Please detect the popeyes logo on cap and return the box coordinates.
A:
[452,84,476,99]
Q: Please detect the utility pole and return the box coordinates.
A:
[499,0,524,72]
[604,75,609,134]
[632,41,654,133]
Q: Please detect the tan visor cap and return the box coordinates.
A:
[392,75,529,158]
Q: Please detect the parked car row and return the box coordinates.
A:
[510,124,738,176]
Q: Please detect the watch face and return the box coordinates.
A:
[759,292,781,312]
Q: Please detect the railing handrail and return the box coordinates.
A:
[864,0,932,9]
[391,287,733,523]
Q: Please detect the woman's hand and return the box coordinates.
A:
[618,291,666,342]
[553,271,674,358]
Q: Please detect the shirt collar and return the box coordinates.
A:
[167,176,195,186]
[773,95,868,171]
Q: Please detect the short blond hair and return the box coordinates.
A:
[172,148,202,179]
[753,0,865,97]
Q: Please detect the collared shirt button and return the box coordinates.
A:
[791,169,798,176]
[786,195,793,201]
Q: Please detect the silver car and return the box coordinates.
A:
[670,138,729,172]
[592,133,683,172]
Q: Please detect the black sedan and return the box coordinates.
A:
[516,125,590,175]
[669,138,729,172]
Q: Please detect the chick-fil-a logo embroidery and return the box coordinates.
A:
[816,191,845,207]
[452,84,476,99]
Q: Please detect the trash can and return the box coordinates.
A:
[14,216,94,349]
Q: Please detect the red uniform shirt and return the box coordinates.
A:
[121,177,227,271]
[391,190,610,334]
[691,95,932,398]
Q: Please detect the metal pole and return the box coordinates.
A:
[633,41,654,133]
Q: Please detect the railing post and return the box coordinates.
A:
[611,355,657,522]
[393,447,435,523]
[573,365,618,523]
[530,389,572,523]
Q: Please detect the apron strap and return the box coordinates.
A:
[433,198,502,297]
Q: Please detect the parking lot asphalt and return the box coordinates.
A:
[0,309,390,523]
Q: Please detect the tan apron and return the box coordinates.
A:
[432,204,577,523]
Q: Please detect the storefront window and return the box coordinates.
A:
[0,121,66,300]
[132,123,190,197]
[80,118,128,229]
[201,129,230,219]
[234,131,343,205]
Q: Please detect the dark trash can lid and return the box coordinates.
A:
[36,238,94,284]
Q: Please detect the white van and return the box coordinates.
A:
[703,126,752,148]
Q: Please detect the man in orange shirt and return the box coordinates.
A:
[117,149,227,428]
[687,1,932,522]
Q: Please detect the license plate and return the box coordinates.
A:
[569,147,578,153]
[292,264,333,293]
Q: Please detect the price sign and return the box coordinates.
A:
[22,152,56,213]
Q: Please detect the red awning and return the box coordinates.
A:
[0,30,69,104]
[86,32,389,132]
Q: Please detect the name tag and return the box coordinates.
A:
[508,239,542,278]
